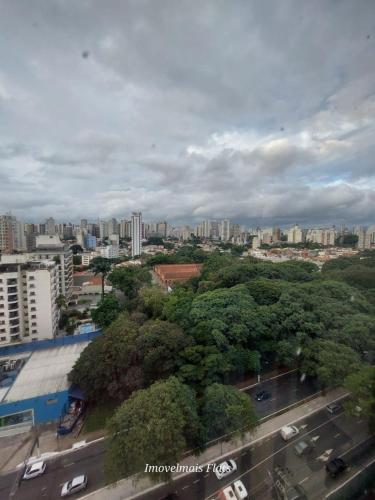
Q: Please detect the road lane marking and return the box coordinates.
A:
[334,433,341,438]
[63,462,75,468]
[299,476,310,484]
[182,485,190,490]
[193,479,200,484]
[205,413,345,499]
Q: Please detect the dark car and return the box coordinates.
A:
[326,458,348,478]
[255,390,271,401]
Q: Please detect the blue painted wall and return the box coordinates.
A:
[0,390,69,424]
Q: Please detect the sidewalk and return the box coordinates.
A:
[0,425,106,473]
[81,387,349,500]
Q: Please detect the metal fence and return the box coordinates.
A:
[0,330,102,357]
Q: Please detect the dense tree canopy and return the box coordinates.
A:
[108,266,151,300]
[201,383,258,440]
[91,294,122,328]
[69,314,141,402]
[345,365,375,431]
[105,377,202,482]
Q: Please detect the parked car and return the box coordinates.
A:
[326,458,348,478]
[280,425,299,441]
[326,403,342,414]
[23,461,46,480]
[214,459,237,480]
[255,390,271,401]
[61,475,88,497]
[293,439,314,457]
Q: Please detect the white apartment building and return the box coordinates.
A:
[100,245,119,259]
[33,236,73,298]
[220,219,231,242]
[358,225,375,250]
[131,212,142,257]
[0,260,59,345]
[286,225,304,244]
[81,251,98,267]
[306,228,336,246]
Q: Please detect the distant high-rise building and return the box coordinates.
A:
[84,234,97,250]
[220,219,231,242]
[120,219,131,238]
[80,219,88,231]
[108,218,119,236]
[359,225,375,250]
[46,217,56,235]
[99,220,109,239]
[0,215,13,254]
[0,215,26,253]
[286,225,304,244]
[131,212,142,257]
[272,227,281,241]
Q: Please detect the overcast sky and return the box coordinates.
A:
[0,0,374,226]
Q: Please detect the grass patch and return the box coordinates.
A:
[83,401,118,434]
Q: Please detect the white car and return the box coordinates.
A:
[23,460,46,480]
[61,475,88,497]
[233,480,248,499]
[214,459,237,480]
[280,425,299,441]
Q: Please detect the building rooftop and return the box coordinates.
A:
[154,263,203,283]
[1,343,88,402]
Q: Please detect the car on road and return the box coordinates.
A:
[214,459,237,480]
[326,403,342,414]
[326,457,348,478]
[61,475,88,497]
[255,390,271,401]
[293,439,314,457]
[280,425,299,441]
[23,461,46,480]
[218,480,248,499]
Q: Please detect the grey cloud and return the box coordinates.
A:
[0,0,374,224]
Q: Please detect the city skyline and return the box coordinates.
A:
[1,1,375,224]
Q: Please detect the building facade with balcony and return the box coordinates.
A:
[0,261,59,345]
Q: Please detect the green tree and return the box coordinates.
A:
[108,266,151,300]
[137,320,191,384]
[201,384,258,440]
[73,255,82,266]
[345,365,375,431]
[89,257,112,298]
[301,339,360,387]
[69,314,141,402]
[105,377,202,482]
[139,286,167,318]
[91,294,122,328]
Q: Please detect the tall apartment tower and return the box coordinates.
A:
[131,212,142,257]
[46,217,56,235]
[220,219,231,242]
[0,215,14,254]
[33,235,73,298]
[0,259,59,345]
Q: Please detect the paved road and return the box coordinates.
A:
[0,440,106,500]
[140,407,374,500]
[0,373,339,500]
[244,371,318,418]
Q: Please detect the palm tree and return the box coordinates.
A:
[89,257,112,299]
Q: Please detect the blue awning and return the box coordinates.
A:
[68,384,85,400]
